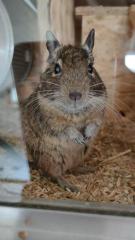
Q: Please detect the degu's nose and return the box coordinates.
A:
[69,91,82,101]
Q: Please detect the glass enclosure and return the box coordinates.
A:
[0,0,135,211]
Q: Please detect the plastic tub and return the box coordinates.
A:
[0,0,14,92]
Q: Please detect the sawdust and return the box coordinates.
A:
[23,117,135,204]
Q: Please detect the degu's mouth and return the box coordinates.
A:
[58,101,92,114]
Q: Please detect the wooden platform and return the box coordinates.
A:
[75,6,135,121]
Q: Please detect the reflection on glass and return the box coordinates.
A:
[0,0,135,209]
[125,51,135,73]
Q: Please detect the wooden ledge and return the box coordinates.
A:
[75,6,129,17]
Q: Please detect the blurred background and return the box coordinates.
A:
[1,0,135,117]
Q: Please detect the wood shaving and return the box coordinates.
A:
[23,117,135,204]
[18,231,28,240]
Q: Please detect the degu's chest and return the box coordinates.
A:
[46,110,97,133]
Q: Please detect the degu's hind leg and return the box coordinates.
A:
[38,150,79,192]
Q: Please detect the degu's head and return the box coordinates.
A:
[39,29,106,114]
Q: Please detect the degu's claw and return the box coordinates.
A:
[74,138,85,145]
[52,176,79,192]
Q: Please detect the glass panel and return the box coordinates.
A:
[0,0,135,211]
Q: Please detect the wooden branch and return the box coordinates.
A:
[37,0,75,44]
[129,4,135,30]
[50,0,75,44]
[17,0,75,101]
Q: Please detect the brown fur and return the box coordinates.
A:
[21,40,106,191]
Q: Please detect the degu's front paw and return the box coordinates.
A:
[73,132,86,145]
[66,127,85,145]
[84,123,99,140]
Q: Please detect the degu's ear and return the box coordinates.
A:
[83,28,95,52]
[46,31,61,56]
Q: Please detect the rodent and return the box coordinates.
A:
[21,29,107,192]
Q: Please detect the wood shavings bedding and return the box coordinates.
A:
[23,118,135,204]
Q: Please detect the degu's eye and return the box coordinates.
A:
[54,63,62,75]
[88,64,93,74]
